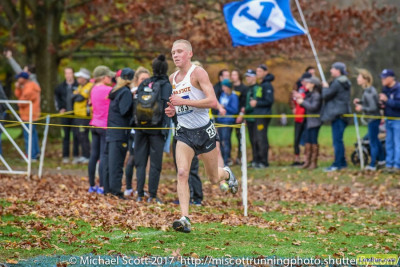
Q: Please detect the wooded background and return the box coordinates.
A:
[0,0,399,115]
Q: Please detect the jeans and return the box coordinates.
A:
[385,119,400,169]
[368,119,385,167]
[88,128,106,187]
[23,123,40,159]
[331,117,347,168]
[305,126,320,144]
[218,126,233,165]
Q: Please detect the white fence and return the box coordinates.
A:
[0,100,32,178]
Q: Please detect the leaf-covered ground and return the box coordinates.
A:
[0,165,399,263]
[0,125,399,264]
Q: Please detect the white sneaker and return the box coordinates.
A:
[124,189,134,196]
[365,165,377,171]
[72,157,80,164]
[79,157,89,164]
[62,158,69,164]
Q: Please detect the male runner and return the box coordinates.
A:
[165,39,238,233]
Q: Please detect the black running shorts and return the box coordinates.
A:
[175,121,220,155]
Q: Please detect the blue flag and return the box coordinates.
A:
[223,0,306,47]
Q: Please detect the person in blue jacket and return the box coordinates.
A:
[379,69,400,173]
[216,79,239,165]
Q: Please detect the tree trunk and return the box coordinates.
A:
[31,1,63,114]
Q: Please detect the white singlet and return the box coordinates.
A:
[172,64,210,129]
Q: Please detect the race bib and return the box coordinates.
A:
[206,123,216,138]
[176,95,193,116]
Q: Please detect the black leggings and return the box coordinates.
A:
[88,128,106,187]
[294,121,305,155]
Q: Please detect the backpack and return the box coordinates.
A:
[134,78,164,126]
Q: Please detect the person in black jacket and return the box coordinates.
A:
[54,67,80,164]
[231,69,248,165]
[253,64,274,168]
[134,55,172,204]
[321,62,351,172]
[103,68,134,199]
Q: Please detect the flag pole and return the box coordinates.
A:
[294,0,326,83]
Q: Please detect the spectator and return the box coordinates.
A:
[212,69,230,116]
[321,62,351,172]
[87,66,114,194]
[379,69,400,173]
[4,50,39,85]
[296,66,315,89]
[134,55,172,204]
[103,67,133,199]
[14,72,41,160]
[124,67,150,197]
[231,69,248,165]
[244,69,258,167]
[252,64,274,168]
[216,79,239,165]
[72,68,93,164]
[291,72,312,166]
[54,67,79,164]
[354,69,384,171]
[295,77,322,169]
[0,82,8,155]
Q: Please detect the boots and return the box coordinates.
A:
[309,144,319,169]
[301,143,312,169]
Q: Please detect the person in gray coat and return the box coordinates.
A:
[295,77,322,169]
[321,62,351,172]
[354,69,384,171]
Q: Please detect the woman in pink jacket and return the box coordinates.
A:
[87,66,115,194]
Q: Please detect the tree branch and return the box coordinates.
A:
[61,20,116,41]
[2,0,19,27]
[58,21,131,58]
[25,0,37,14]
[65,0,92,10]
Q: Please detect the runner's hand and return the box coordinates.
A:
[169,95,186,106]
[165,102,176,117]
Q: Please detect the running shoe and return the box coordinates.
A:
[223,166,238,194]
[172,216,191,233]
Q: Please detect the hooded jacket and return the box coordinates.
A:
[382,82,400,118]
[106,85,133,142]
[15,80,41,121]
[321,75,351,122]
[254,73,274,115]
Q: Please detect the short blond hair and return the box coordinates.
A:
[133,66,150,87]
[173,39,192,52]
[357,68,373,87]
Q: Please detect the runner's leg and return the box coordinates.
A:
[176,141,195,217]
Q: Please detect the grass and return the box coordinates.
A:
[1,124,399,264]
[1,200,399,261]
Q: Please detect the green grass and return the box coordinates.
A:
[1,200,398,261]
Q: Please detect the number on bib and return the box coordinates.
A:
[206,123,216,138]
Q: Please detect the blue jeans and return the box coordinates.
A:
[305,126,320,144]
[385,119,400,169]
[368,119,385,167]
[23,123,40,159]
[218,126,233,165]
[331,118,347,168]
